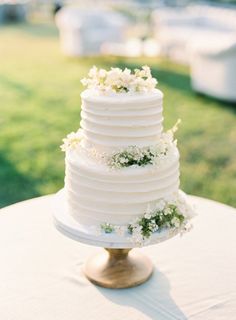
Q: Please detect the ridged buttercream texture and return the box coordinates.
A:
[64,89,180,227]
[80,89,164,152]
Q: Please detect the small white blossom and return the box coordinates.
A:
[98,68,107,78]
[149,220,158,232]
[171,217,180,228]
[144,212,152,219]
[60,130,83,152]
[164,207,172,216]
[119,157,128,164]
[88,65,98,78]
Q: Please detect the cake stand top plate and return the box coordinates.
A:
[53,189,181,249]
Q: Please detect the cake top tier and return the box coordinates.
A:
[81,65,158,94]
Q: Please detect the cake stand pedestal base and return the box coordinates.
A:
[84,248,153,289]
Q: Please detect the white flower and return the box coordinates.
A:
[98,68,107,78]
[126,191,196,245]
[101,223,114,233]
[171,217,180,228]
[146,77,158,90]
[149,220,158,232]
[164,207,172,216]
[119,157,128,164]
[88,65,98,78]
[81,65,157,93]
[81,78,89,86]
[142,65,151,76]
[184,222,193,232]
[144,212,152,219]
[60,130,83,152]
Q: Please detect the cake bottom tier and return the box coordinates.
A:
[64,149,180,227]
[54,189,190,248]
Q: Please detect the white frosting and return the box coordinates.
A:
[65,148,180,226]
[64,88,182,228]
[80,89,164,152]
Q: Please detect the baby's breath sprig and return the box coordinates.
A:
[60,130,83,152]
[108,145,168,168]
[99,193,196,246]
[128,204,186,244]
[101,223,115,234]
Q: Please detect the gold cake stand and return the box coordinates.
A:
[84,248,153,289]
[53,189,182,289]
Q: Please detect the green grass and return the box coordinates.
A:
[0,22,236,208]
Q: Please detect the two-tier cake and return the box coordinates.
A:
[61,66,195,245]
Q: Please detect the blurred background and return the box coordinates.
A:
[0,0,235,208]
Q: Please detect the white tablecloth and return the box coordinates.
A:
[0,195,236,320]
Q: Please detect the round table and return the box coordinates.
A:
[0,195,235,320]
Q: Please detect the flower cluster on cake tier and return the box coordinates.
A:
[61,66,196,246]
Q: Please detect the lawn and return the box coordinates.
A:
[0,22,235,208]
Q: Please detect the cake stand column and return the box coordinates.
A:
[84,248,153,289]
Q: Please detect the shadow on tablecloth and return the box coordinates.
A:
[96,267,187,320]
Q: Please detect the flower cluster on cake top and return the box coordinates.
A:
[81,65,158,93]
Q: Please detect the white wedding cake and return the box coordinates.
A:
[61,66,195,245]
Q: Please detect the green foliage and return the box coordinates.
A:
[0,22,236,208]
[101,223,114,233]
[128,205,185,238]
[108,138,174,168]
[110,147,155,168]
